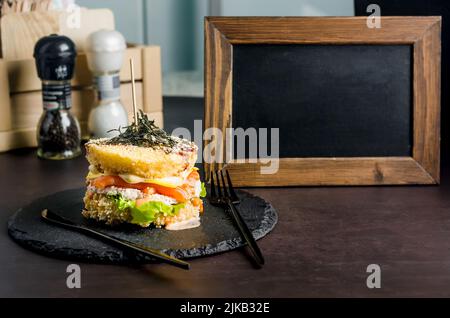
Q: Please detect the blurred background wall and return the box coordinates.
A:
[77,0,355,96]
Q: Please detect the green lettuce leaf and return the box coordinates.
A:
[130,201,185,225]
[115,195,135,211]
[111,195,185,226]
[200,182,207,198]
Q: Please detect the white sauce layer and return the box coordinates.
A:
[88,186,179,205]
[88,185,201,231]
[144,193,178,206]
[166,217,201,231]
[88,186,143,200]
[194,180,201,197]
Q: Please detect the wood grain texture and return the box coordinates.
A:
[0,45,163,152]
[59,8,115,53]
[204,17,233,175]
[206,16,440,44]
[412,20,441,183]
[3,100,450,297]
[0,9,114,60]
[142,46,163,113]
[224,157,436,187]
[1,11,59,60]
[204,17,441,186]
[0,128,36,152]
[0,60,11,131]
[145,111,164,130]
[6,46,145,94]
[0,113,163,153]
[10,82,144,130]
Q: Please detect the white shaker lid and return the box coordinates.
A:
[86,29,127,72]
[85,29,126,53]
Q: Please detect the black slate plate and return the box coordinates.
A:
[7,188,277,264]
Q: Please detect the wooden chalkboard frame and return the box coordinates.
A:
[204,17,441,186]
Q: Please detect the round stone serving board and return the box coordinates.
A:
[8,188,278,264]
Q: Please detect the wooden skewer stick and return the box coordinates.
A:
[130,58,138,127]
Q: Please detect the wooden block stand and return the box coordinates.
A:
[0,45,163,152]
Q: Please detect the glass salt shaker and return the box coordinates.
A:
[85,29,128,138]
[34,34,81,160]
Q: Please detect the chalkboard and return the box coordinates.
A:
[204,17,440,186]
[232,44,413,158]
[355,0,450,161]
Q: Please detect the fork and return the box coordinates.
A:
[210,169,265,267]
[41,209,190,270]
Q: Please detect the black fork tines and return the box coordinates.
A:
[225,170,239,203]
[215,170,223,198]
[208,169,265,267]
[210,169,231,203]
[211,169,233,200]
[210,171,216,198]
[219,170,230,198]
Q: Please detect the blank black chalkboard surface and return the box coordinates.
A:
[233,44,412,158]
[204,17,441,187]
[355,0,450,161]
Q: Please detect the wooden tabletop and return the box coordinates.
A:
[1,97,450,297]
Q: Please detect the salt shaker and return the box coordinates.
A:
[34,34,81,160]
[85,29,128,138]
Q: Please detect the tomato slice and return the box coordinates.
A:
[91,175,189,202]
[151,184,189,203]
[188,170,200,181]
[191,197,204,213]
[91,175,122,189]
[91,175,142,190]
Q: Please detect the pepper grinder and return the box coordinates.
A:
[34,34,81,160]
[85,29,128,138]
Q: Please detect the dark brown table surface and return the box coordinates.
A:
[2,98,450,298]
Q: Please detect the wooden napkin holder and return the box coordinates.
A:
[0,44,163,152]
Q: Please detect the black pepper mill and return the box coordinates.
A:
[34,34,81,160]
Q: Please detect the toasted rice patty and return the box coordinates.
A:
[85,140,198,180]
[83,192,199,228]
